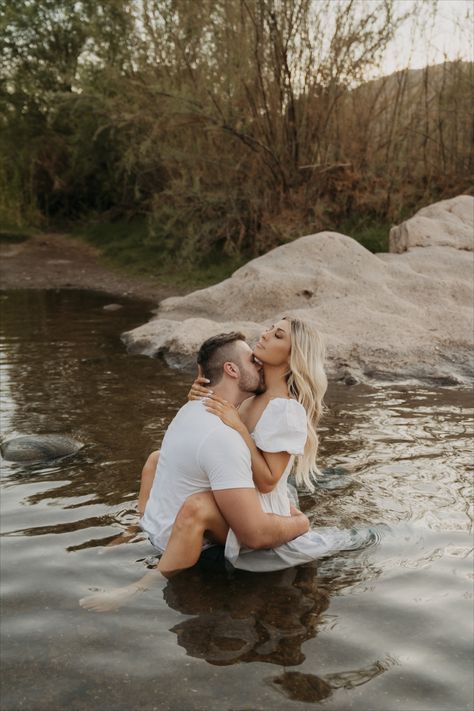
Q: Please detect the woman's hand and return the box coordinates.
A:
[203,394,245,434]
[187,376,213,401]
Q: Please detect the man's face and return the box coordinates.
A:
[234,341,265,395]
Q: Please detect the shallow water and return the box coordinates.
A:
[0,289,473,711]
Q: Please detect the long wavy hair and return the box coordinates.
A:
[283,316,327,491]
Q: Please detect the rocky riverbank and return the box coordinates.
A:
[123,196,474,386]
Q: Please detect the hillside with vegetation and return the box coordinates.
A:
[1,0,472,280]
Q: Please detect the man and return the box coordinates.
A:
[141,331,309,573]
[80,332,308,611]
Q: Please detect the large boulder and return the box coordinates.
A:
[389,195,473,253]
[123,196,474,385]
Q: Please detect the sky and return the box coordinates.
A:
[380,0,473,75]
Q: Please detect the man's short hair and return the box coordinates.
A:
[197,332,247,385]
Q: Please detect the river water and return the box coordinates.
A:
[0,289,472,711]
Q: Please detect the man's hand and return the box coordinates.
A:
[290,508,310,535]
[289,504,310,536]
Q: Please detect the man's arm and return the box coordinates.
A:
[200,427,308,548]
[212,488,309,549]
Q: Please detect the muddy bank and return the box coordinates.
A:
[123,196,474,386]
[0,232,184,304]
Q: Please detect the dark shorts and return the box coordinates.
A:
[196,545,229,573]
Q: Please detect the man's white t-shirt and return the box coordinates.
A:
[141,399,254,551]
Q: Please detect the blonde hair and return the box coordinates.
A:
[284,317,327,491]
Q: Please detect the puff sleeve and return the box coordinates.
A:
[252,398,307,455]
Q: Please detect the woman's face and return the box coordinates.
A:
[254,319,291,367]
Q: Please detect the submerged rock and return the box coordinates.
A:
[0,435,83,463]
[123,195,474,385]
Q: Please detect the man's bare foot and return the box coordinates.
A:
[79,569,166,612]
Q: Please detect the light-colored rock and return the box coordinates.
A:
[123,196,474,385]
[389,195,473,253]
[125,317,262,368]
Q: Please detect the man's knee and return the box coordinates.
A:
[175,492,213,528]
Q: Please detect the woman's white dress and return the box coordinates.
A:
[224,398,367,572]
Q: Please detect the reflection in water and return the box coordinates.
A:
[163,560,371,668]
[166,566,327,666]
[150,553,394,704]
[1,290,473,711]
[3,508,146,555]
[270,658,393,703]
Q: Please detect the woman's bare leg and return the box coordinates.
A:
[80,491,228,612]
[101,449,161,551]
[138,449,160,516]
[158,491,229,576]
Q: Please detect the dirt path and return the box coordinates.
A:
[0,233,184,304]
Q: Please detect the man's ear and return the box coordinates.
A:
[223,361,240,379]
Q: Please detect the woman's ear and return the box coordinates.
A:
[223,361,240,379]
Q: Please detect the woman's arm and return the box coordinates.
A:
[238,428,290,494]
[203,395,289,494]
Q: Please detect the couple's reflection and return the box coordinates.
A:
[166,565,324,666]
[161,555,391,703]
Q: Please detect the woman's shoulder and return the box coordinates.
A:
[262,397,306,426]
[255,397,307,436]
[253,397,307,454]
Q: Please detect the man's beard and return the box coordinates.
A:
[240,368,266,395]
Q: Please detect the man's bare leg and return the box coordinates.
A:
[79,567,165,612]
[138,449,160,516]
[79,491,228,612]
